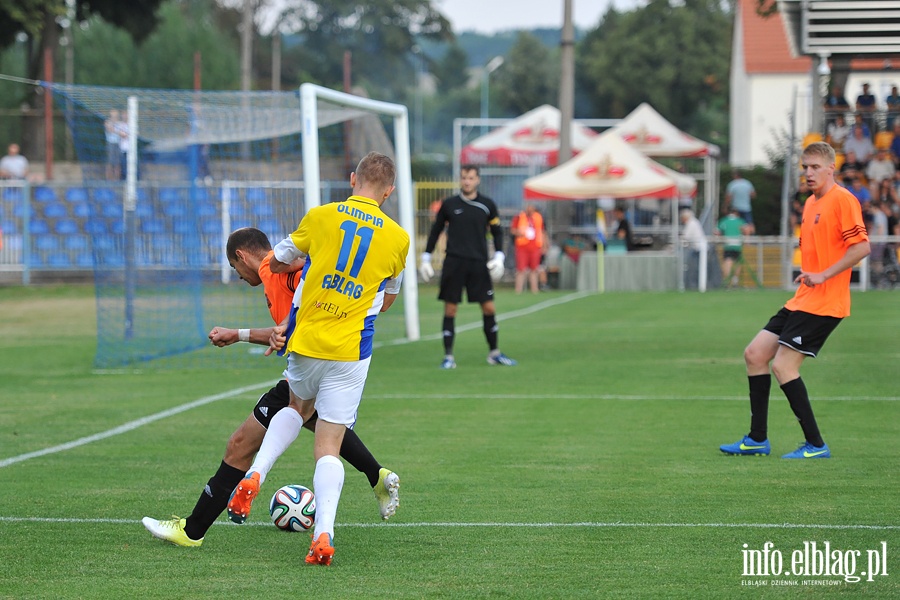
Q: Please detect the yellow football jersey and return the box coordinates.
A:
[283,195,409,361]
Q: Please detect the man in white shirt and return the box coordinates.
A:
[842,125,875,164]
[865,148,896,197]
[680,208,707,250]
[0,143,29,180]
[680,208,708,289]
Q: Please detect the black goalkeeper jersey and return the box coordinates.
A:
[425,193,503,262]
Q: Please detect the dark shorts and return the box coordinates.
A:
[439,254,494,304]
[723,248,742,260]
[737,210,754,225]
[252,379,291,428]
[763,307,842,358]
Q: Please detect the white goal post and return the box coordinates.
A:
[299,83,420,341]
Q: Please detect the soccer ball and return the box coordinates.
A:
[269,484,316,532]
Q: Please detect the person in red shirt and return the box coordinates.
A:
[720,142,870,459]
[511,203,546,293]
[142,227,399,547]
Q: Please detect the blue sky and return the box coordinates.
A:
[435,0,643,33]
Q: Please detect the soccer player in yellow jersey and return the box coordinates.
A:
[228,152,409,566]
[141,228,399,548]
[721,142,870,459]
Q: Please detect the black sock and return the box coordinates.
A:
[748,374,771,442]
[483,314,498,351]
[442,316,455,355]
[340,428,382,487]
[184,461,245,540]
[781,377,824,447]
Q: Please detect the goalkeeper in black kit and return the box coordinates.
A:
[419,164,517,369]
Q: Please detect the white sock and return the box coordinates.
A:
[312,455,344,541]
[248,408,303,485]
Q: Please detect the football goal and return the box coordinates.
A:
[53,82,418,368]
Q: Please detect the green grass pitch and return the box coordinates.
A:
[0,284,897,598]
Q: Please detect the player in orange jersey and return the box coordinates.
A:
[721,142,870,459]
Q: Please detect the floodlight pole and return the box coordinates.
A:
[480,56,504,135]
[412,45,425,156]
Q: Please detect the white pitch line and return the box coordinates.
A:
[0,292,591,469]
[0,516,896,530]
[0,382,274,469]
[364,393,900,402]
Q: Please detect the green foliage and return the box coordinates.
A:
[432,42,469,94]
[277,0,453,100]
[73,3,239,89]
[577,0,730,130]
[492,31,558,117]
[0,0,165,54]
[1,286,899,597]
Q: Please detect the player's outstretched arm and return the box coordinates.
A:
[209,326,277,347]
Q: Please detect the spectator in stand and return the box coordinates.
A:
[724,170,756,234]
[887,201,900,255]
[856,83,878,134]
[839,150,865,186]
[886,85,900,129]
[825,114,850,151]
[868,201,889,283]
[852,113,872,139]
[824,85,850,124]
[889,120,900,167]
[865,148,896,197]
[0,143,29,180]
[876,177,899,207]
[843,125,875,164]
[510,203,546,294]
[849,177,872,212]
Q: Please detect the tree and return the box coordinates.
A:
[0,0,167,156]
[576,0,731,135]
[492,31,557,116]
[275,0,453,99]
[433,42,469,95]
[0,0,167,75]
[74,2,240,90]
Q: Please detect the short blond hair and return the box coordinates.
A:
[802,141,836,164]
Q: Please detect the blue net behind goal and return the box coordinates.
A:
[51,84,399,369]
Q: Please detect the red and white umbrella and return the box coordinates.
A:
[523,129,696,200]
[460,105,597,167]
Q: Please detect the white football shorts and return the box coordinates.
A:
[283,353,371,428]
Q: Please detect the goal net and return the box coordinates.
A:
[52,82,418,369]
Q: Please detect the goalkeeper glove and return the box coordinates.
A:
[487,251,505,281]
[419,252,434,282]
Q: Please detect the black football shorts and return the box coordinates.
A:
[763,307,842,358]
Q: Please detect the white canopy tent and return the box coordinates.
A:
[459,104,599,168]
[523,129,696,201]
[523,129,708,291]
[613,102,720,231]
